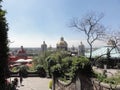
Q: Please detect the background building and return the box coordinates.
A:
[56,37,68,51]
[78,42,85,56]
[41,41,47,53]
[16,46,27,59]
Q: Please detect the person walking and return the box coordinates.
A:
[19,68,23,86]
[20,75,23,86]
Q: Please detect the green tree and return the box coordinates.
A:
[71,56,93,77]
[0,0,9,89]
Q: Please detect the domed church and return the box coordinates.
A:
[56,37,68,51]
[16,46,27,59]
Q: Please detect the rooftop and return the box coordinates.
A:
[85,46,120,58]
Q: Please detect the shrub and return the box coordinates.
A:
[95,58,105,68]
[71,56,93,77]
[19,65,28,77]
[10,67,19,72]
[117,63,120,69]
[96,73,106,82]
[35,65,46,77]
[51,64,62,77]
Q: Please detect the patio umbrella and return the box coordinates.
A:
[15,59,28,63]
[26,59,32,62]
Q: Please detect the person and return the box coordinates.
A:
[20,75,23,86]
[5,79,11,90]
[11,80,16,90]
[14,78,18,87]
[19,69,23,86]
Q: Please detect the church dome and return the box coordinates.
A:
[56,37,68,50]
[57,37,67,46]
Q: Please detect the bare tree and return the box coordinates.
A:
[89,29,120,67]
[70,12,106,61]
[113,31,120,48]
[103,30,120,49]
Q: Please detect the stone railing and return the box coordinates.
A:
[10,71,40,77]
[53,74,120,90]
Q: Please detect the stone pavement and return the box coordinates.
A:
[10,77,51,90]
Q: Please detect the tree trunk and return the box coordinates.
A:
[52,75,55,90]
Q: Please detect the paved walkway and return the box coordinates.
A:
[9,77,51,90]
[93,66,120,77]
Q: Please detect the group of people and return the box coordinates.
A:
[13,76,23,87]
[5,76,23,90]
[11,76,23,90]
[6,69,24,90]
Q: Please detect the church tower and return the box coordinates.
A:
[78,42,85,56]
[41,41,47,53]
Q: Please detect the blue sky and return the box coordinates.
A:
[2,0,120,48]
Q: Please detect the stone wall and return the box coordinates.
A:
[92,80,120,90]
[54,78,76,90]
[53,74,93,90]
[53,74,120,90]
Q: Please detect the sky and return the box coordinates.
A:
[2,0,120,48]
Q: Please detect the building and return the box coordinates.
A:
[56,37,68,51]
[9,46,31,63]
[16,46,27,59]
[85,40,120,58]
[41,41,47,52]
[78,42,85,56]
